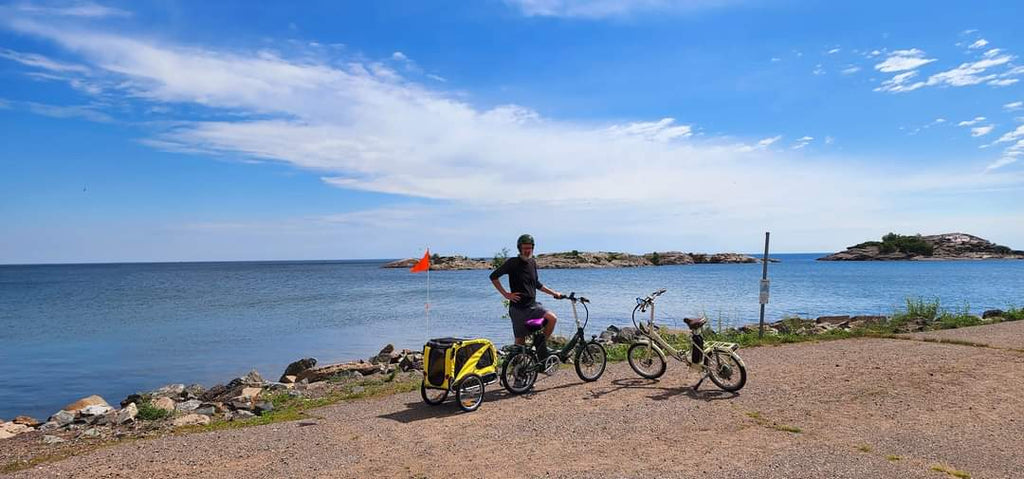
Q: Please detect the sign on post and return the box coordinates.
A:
[759,279,770,304]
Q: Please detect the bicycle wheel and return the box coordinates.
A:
[501,351,537,394]
[574,341,607,382]
[420,381,448,405]
[706,349,747,392]
[627,342,667,379]
[455,374,485,412]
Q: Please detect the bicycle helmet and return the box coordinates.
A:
[517,234,535,247]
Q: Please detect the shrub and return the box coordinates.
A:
[136,401,171,421]
[649,252,661,265]
[874,233,934,256]
[491,247,509,268]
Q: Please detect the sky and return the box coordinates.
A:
[1,0,1022,263]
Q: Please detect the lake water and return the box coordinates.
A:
[2,254,1022,420]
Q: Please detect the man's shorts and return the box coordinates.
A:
[510,302,549,339]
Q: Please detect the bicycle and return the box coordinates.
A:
[500,292,607,394]
[626,288,747,392]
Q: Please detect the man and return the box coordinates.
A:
[490,234,563,348]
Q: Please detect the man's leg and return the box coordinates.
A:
[543,310,558,337]
[515,336,526,345]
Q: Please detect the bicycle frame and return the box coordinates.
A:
[522,293,591,361]
[633,293,742,367]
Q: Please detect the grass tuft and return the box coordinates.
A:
[930,464,971,478]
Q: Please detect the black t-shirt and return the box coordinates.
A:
[489,256,543,307]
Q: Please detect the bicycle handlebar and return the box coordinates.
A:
[556,292,589,303]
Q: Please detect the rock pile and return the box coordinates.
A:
[1,345,427,443]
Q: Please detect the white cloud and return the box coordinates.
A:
[1004,101,1024,111]
[0,48,90,73]
[827,48,840,55]
[10,1,130,18]
[812,64,825,75]
[868,50,882,57]
[23,101,114,122]
[934,118,946,124]
[2,14,1023,257]
[874,48,936,73]
[391,51,408,61]
[874,70,924,93]
[841,65,860,75]
[989,78,1018,87]
[770,57,781,63]
[971,125,995,137]
[958,117,986,126]
[995,125,1024,144]
[737,135,781,152]
[426,73,447,82]
[925,54,1013,87]
[792,136,813,149]
[504,0,736,18]
[983,48,1002,58]
[968,39,989,49]
[986,156,1018,171]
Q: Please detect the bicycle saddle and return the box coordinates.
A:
[683,317,707,330]
[525,317,547,332]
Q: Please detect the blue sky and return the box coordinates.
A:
[1,0,1022,263]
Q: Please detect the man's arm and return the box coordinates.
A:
[491,278,521,303]
[539,285,563,299]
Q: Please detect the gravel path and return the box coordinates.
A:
[8,323,1024,478]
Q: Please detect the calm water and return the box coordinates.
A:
[2,255,1022,419]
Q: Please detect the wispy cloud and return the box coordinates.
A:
[874,49,936,73]
[9,1,131,18]
[958,117,986,127]
[971,125,994,137]
[0,48,90,73]
[841,65,861,75]
[792,136,813,149]
[1,11,1021,252]
[1005,101,1024,111]
[23,101,114,122]
[504,0,737,19]
[968,39,989,50]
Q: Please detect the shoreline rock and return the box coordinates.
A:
[382,251,768,270]
[819,232,1024,261]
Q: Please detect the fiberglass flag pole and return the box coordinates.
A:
[409,248,431,329]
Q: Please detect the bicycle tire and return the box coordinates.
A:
[501,351,537,394]
[455,374,485,412]
[420,381,448,405]
[627,342,667,379]
[706,349,747,392]
[574,341,607,382]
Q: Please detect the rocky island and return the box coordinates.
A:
[818,232,1024,261]
[382,251,764,270]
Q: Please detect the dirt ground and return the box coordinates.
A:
[6,321,1024,478]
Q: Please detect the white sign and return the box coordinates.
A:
[759,279,770,304]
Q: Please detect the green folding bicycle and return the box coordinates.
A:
[626,288,747,392]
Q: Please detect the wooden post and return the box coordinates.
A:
[758,232,770,338]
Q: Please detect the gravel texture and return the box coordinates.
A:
[902,320,1024,350]
[6,323,1023,478]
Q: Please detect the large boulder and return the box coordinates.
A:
[982,309,1004,319]
[152,397,176,412]
[0,422,33,440]
[398,353,423,372]
[175,399,202,413]
[171,414,210,427]
[116,403,138,425]
[13,416,41,427]
[183,384,206,400]
[151,384,186,398]
[80,405,114,418]
[370,344,395,365]
[612,327,638,343]
[63,395,110,414]
[49,410,75,427]
[279,358,317,382]
[228,370,265,388]
[297,361,381,382]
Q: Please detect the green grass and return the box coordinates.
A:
[886,455,903,461]
[744,411,801,434]
[1003,306,1024,321]
[857,444,873,453]
[930,464,971,478]
[136,401,171,421]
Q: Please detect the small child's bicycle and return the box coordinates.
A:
[626,289,747,392]
[500,292,607,394]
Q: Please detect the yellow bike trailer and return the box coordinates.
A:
[420,337,498,412]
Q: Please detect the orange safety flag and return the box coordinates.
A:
[410,249,430,273]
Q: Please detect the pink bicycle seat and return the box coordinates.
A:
[525,317,547,332]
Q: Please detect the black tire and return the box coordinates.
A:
[627,342,667,379]
[574,341,607,382]
[420,381,448,405]
[501,351,537,394]
[706,349,747,392]
[456,374,485,412]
